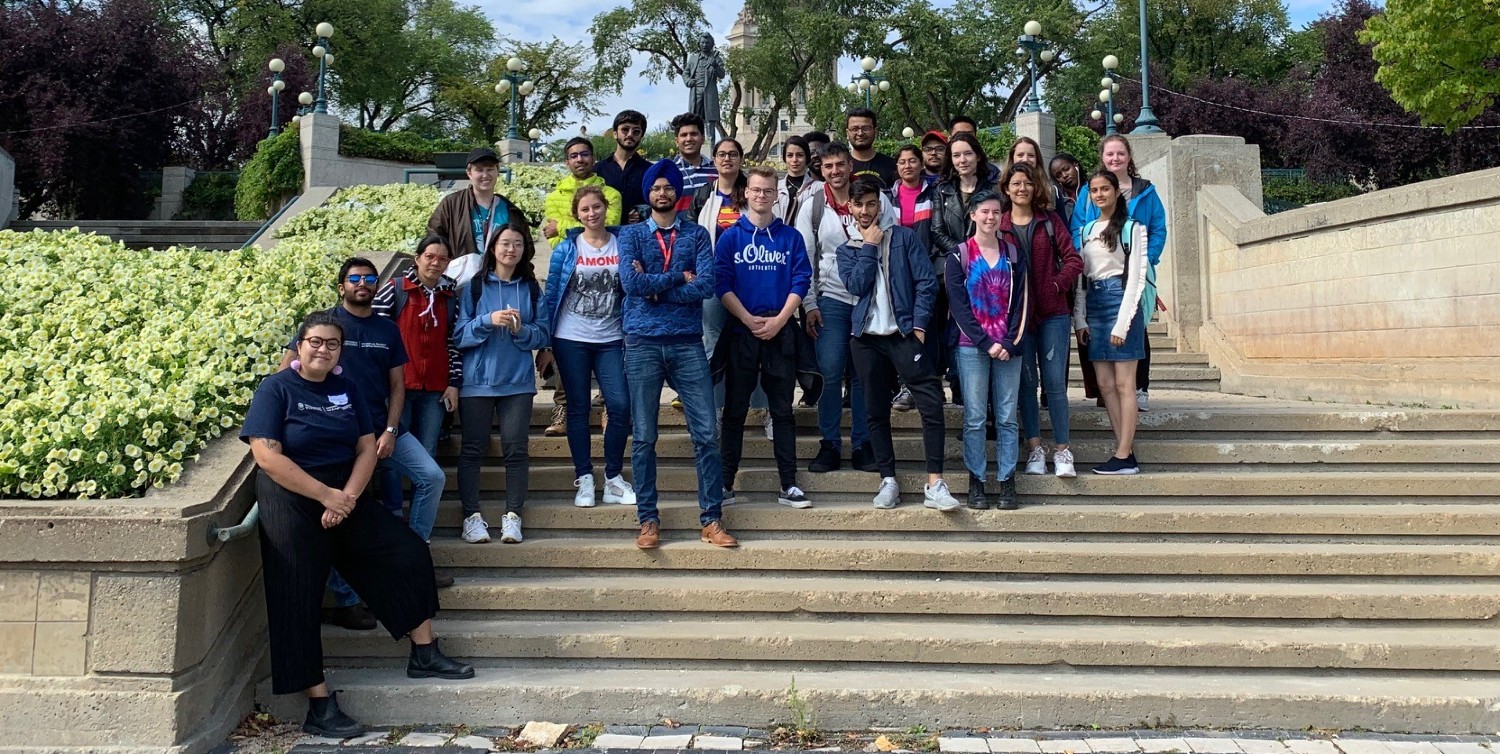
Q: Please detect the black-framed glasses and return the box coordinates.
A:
[301,336,342,351]
[567,151,594,160]
[714,151,742,159]
[345,274,379,286]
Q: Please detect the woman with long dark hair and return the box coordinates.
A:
[775,135,820,224]
[1071,134,1167,412]
[242,311,473,739]
[454,223,551,545]
[537,186,635,509]
[1073,170,1148,475]
[924,132,994,404]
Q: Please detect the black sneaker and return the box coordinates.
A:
[1093,454,1141,475]
[433,570,455,590]
[324,603,377,631]
[722,487,737,505]
[996,474,1020,510]
[777,486,812,509]
[303,692,365,738]
[892,385,914,411]
[808,440,841,473]
[966,473,989,510]
[851,442,879,473]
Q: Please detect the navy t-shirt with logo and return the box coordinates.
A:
[241,370,374,469]
[287,307,409,432]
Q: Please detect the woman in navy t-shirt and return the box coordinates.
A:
[240,312,474,738]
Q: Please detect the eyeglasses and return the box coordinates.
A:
[714,151,742,159]
[922,145,946,154]
[567,151,593,161]
[1008,181,1035,190]
[746,187,776,196]
[847,126,874,133]
[345,274,379,286]
[301,336,342,351]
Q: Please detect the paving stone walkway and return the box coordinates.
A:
[219,724,1500,754]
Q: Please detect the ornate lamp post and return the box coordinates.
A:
[1131,0,1163,134]
[494,57,535,141]
[1090,54,1125,135]
[846,57,889,110]
[267,58,286,136]
[527,128,543,162]
[311,22,334,114]
[1016,20,1057,114]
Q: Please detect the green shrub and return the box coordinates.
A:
[173,173,239,221]
[236,130,303,221]
[1056,126,1101,174]
[337,125,479,164]
[1263,175,1362,208]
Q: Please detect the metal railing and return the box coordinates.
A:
[241,194,302,249]
[208,502,259,544]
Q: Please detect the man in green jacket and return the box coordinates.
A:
[542,137,622,241]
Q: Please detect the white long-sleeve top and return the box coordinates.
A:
[1073,218,1149,340]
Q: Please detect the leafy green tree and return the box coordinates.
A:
[1360,0,1500,131]
[440,37,616,144]
[590,0,710,93]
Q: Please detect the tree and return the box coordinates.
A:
[730,0,896,159]
[590,0,710,94]
[0,0,208,218]
[440,37,616,144]
[1361,0,1500,131]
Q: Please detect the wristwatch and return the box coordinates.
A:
[384,426,398,435]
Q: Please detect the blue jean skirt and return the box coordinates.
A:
[1085,276,1146,362]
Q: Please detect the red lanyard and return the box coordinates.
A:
[655,229,677,271]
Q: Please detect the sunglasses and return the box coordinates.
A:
[345,274,379,286]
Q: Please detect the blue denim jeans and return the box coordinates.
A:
[379,390,445,514]
[553,337,630,478]
[813,296,867,450]
[1019,314,1073,446]
[955,345,1024,482]
[625,341,724,526]
[703,296,765,411]
[328,429,445,607]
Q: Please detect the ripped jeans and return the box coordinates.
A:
[1019,314,1072,446]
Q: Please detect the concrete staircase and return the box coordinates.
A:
[8,220,262,250]
[266,327,1500,734]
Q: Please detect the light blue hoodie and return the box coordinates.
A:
[454,273,550,398]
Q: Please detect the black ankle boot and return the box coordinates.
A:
[996,474,1019,510]
[304,691,364,739]
[966,473,989,510]
[407,639,475,680]
[808,440,841,473]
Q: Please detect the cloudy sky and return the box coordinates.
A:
[471,0,1345,136]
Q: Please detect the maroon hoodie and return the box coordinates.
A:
[1000,209,1082,323]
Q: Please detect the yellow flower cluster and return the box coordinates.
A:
[0,229,341,499]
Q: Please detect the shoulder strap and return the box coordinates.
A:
[810,191,826,248]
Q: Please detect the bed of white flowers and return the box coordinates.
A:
[0,176,560,500]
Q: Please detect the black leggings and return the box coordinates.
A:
[257,464,438,695]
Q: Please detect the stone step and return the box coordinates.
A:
[517,400,1500,434]
[424,500,1500,538]
[424,573,1500,620]
[258,665,1500,733]
[444,465,1500,498]
[1067,366,1221,382]
[442,436,1500,466]
[427,537,1500,577]
[323,617,1500,672]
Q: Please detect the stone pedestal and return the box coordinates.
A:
[0,146,16,228]
[1015,111,1057,164]
[300,112,343,191]
[497,138,532,164]
[151,166,196,220]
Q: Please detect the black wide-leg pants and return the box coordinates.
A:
[256,463,439,695]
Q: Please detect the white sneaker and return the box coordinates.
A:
[573,473,596,508]
[1024,446,1048,475]
[461,513,490,544]
[603,475,636,505]
[1136,389,1149,412]
[873,477,900,509]
[778,485,812,509]
[923,480,961,512]
[500,512,523,544]
[1053,448,1077,478]
[764,412,774,440]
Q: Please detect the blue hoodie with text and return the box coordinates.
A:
[713,214,812,326]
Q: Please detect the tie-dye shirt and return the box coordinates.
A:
[957,238,1019,348]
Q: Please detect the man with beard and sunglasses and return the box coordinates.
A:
[597,109,654,224]
[278,258,451,630]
